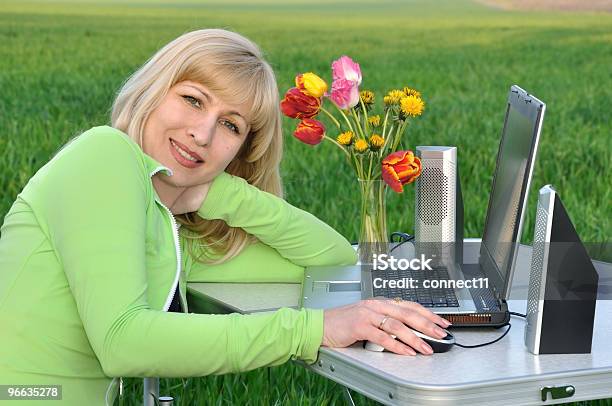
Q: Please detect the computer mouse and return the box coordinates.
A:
[364,329,455,353]
[411,328,455,353]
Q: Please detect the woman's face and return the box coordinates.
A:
[143,80,251,189]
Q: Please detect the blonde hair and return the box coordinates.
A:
[111,29,283,264]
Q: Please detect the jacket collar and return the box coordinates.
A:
[142,153,173,179]
[140,151,173,207]
[109,126,173,179]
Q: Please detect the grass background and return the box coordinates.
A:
[1,0,610,404]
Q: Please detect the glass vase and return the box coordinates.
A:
[357,178,389,264]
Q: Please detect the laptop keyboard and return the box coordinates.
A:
[371,267,460,307]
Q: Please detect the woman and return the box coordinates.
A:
[0,29,450,405]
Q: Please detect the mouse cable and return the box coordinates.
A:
[389,232,414,253]
[454,323,512,348]
[454,312,526,349]
[351,232,414,253]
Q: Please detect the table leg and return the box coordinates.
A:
[143,377,159,406]
[343,386,356,406]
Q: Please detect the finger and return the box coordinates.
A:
[368,298,449,327]
[392,300,451,328]
[368,311,434,355]
[366,326,416,356]
[381,317,434,355]
[371,302,448,339]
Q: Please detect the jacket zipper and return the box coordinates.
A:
[150,166,183,312]
[155,198,183,311]
[105,166,182,405]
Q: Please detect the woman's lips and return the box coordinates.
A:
[169,138,203,161]
[169,139,204,169]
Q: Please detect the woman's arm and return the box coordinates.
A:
[196,172,358,268]
[185,239,306,283]
[38,127,323,376]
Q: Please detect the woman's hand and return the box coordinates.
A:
[322,299,452,355]
[169,182,213,215]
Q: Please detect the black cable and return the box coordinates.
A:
[389,232,414,253]
[510,311,526,318]
[455,323,512,349]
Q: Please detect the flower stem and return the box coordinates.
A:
[357,178,388,255]
[330,103,355,134]
[381,109,390,139]
[349,149,363,180]
[320,107,342,129]
[382,124,395,153]
[323,136,350,158]
[360,98,370,134]
[392,119,409,152]
[358,154,365,180]
[350,108,367,140]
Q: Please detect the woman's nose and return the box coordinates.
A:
[190,118,216,147]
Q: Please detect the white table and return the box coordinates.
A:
[186,241,612,405]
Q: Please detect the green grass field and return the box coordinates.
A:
[1,0,611,404]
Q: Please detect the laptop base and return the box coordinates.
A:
[440,301,510,328]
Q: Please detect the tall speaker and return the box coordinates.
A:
[525,185,598,354]
[414,146,463,267]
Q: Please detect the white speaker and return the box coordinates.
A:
[525,185,598,354]
[414,146,463,267]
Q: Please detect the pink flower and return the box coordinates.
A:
[328,55,362,109]
[332,56,362,85]
[329,79,360,110]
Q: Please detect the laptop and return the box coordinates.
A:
[301,85,546,327]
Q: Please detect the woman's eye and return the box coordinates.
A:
[182,95,202,109]
[222,120,240,134]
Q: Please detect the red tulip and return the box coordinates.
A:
[294,119,325,145]
[381,150,422,193]
[280,87,321,119]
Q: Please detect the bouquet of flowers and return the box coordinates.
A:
[280,56,425,251]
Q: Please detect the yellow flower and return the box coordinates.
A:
[296,72,328,98]
[336,131,354,146]
[369,134,385,151]
[400,95,425,117]
[368,115,381,127]
[360,90,375,106]
[402,87,422,98]
[354,139,369,153]
[385,89,405,105]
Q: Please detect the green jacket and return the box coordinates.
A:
[0,126,357,405]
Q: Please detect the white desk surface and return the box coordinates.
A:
[187,240,612,405]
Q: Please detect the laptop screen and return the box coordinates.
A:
[480,86,545,299]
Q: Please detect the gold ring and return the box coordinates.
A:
[393,297,402,304]
[378,315,390,330]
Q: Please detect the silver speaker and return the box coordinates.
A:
[415,146,463,267]
[525,185,598,354]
